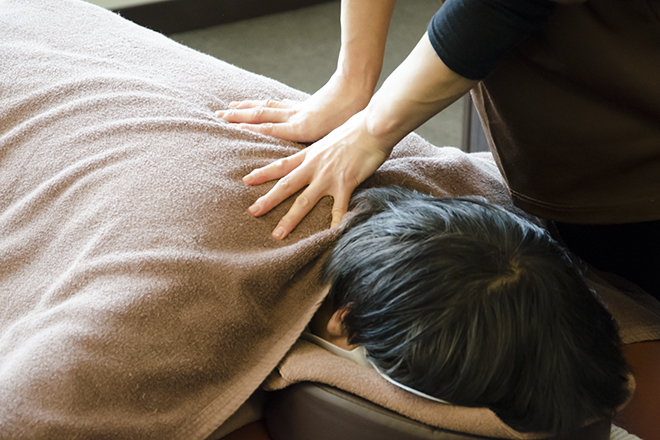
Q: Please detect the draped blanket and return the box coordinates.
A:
[1,1,659,439]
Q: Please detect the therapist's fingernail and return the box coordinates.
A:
[243,173,255,184]
[272,226,286,240]
[248,203,260,216]
[229,101,239,107]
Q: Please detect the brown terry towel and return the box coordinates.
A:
[1,1,659,440]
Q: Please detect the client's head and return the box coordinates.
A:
[320,186,629,435]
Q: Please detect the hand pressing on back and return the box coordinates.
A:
[239,109,392,240]
[216,73,373,144]
[218,32,476,239]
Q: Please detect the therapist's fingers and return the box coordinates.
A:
[270,186,321,239]
[231,121,302,142]
[243,151,305,186]
[247,163,311,218]
[228,99,296,109]
[269,181,353,239]
[216,106,295,124]
[330,190,351,228]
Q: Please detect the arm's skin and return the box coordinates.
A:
[217,0,591,239]
[216,0,396,143]
[232,33,475,239]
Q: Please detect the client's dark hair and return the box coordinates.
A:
[322,187,629,435]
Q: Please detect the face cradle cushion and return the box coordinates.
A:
[264,383,613,440]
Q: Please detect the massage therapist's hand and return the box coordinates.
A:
[242,110,392,239]
[238,32,477,239]
[215,0,397,142]
[215,73,373,143]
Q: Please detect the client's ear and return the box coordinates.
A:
[326,306,354,350]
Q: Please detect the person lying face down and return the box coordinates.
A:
[308,187,630,436]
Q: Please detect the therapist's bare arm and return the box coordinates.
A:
[216,0,396,142]
[246,33,477,239]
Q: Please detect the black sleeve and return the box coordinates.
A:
[427,0,557,80]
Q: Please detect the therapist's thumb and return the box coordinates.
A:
[330,193,350,228]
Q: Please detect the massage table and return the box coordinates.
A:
[1,1,658,439]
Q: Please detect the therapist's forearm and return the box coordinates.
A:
[336,0,397,96]
[364,32,477,147]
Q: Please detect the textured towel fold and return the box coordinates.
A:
[1,1,659,439]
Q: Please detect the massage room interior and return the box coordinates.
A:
[2,0,657,439]
[92,0,485,154]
